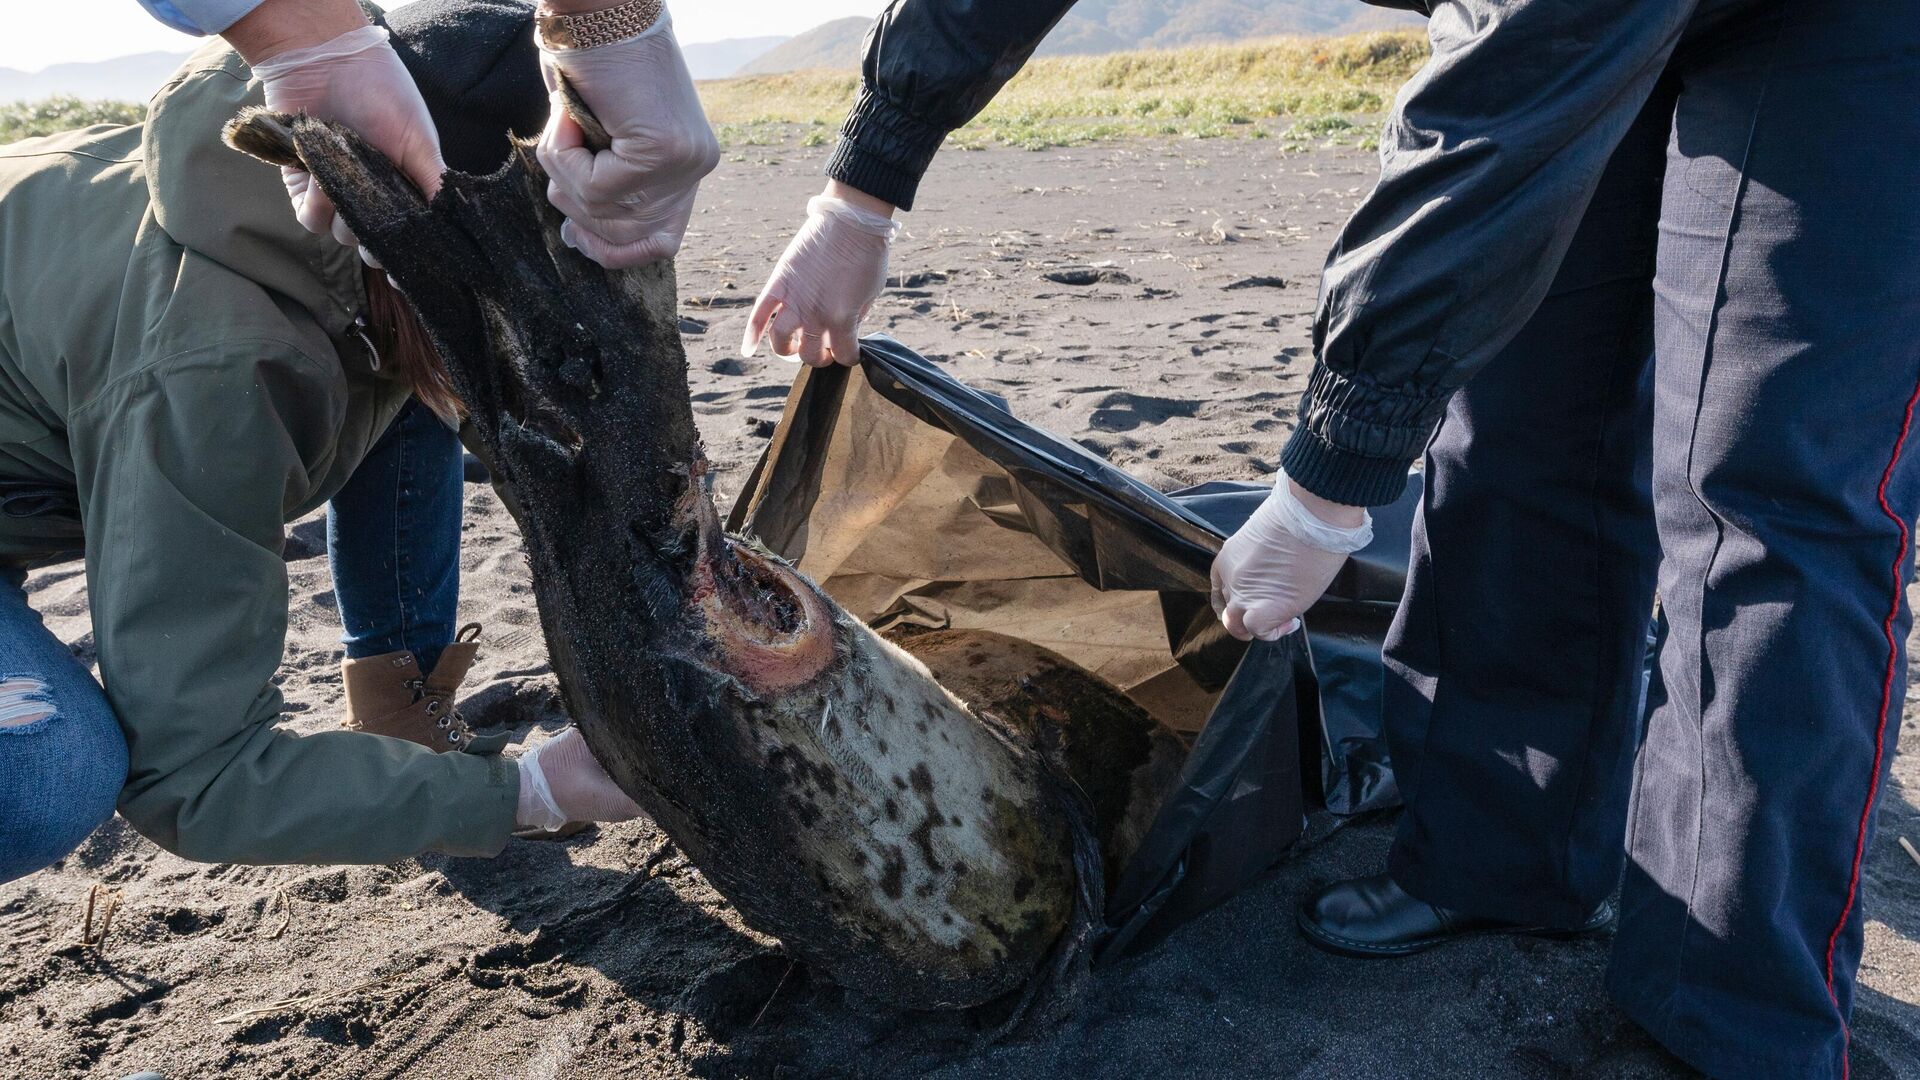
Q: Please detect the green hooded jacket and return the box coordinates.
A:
[0,40,520,864]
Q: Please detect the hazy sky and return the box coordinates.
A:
[4,0,892,71]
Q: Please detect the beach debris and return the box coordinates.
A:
[684,293,754,309]
[1222,275,1287,290]
[750,959,796,1028]
[225,108,1184,1016]
[77,882,120,953]
[261,887,293,941]
[889,269,950,289]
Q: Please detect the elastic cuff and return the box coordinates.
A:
[806,195,898,238]
[248,24,389,77]
[1281,362,1448,506]
[824,88,946,211]
[1279,427,1415,508]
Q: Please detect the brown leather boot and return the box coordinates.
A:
[341,623,510,754]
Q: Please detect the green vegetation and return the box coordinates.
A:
[0,96,145,144]
[2,30,1425,154]
[700,31,1426,152]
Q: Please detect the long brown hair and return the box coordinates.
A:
[363,267,462,424]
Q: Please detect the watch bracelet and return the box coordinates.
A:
[536,0,666,51]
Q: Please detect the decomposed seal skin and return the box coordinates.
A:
[225,109,1184,1014]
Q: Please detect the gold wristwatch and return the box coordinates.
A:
[534,0,666,51]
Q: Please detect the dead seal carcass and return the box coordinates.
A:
[225,111,1184,1012]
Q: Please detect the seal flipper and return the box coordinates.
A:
[223,109,472,291]
[220,107,303,170]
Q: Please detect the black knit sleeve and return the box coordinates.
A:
[824,0,1080,210]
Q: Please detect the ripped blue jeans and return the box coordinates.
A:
[0,566,128,884]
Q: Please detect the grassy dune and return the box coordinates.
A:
[0,96,145,143]
[1,30,1427,153]
[700,30,1427,151]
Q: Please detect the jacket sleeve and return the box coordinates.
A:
[825,0,1082,210]
[75,342,520,865]
[136,0,264,35]
[1280,0,1689,506]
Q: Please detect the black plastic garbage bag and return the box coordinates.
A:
[1167,478,1420,817]
[730,335,1417,955]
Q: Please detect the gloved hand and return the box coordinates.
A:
[1211,473,1374,641]
[514,727,642,831]
[250,25,446,247]
[742,192,899,366]
[535,13,720,268]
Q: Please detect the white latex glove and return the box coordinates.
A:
[251,25,446,248]
[742,194,898,367]
[515,727,642,831]
[1211,473,1374,642]
[535,13,720,268]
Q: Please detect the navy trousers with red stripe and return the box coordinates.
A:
[1378,3,1920,1077]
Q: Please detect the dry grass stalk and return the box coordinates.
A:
[263,888,293,941]
[77,883,120,953]
[213,972,403,1025]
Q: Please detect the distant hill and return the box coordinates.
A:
[1051,0,1421,51]
[682,35,791,80]
[0,34,793,101]
[0,51,193,104]
[1,1,1427,102]
[1031,19,1134,58]
[735,16,870,77]
[735,1,1422,75]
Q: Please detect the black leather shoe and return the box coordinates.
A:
[1298,873,1614,959]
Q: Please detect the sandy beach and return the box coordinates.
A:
[3,135,1917,1079]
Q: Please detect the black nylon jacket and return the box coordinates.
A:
[823,1,1083,208]
[826,0,1692,506]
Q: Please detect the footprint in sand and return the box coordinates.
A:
[1042,267,1136,286]
[1088,392,1202,433]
